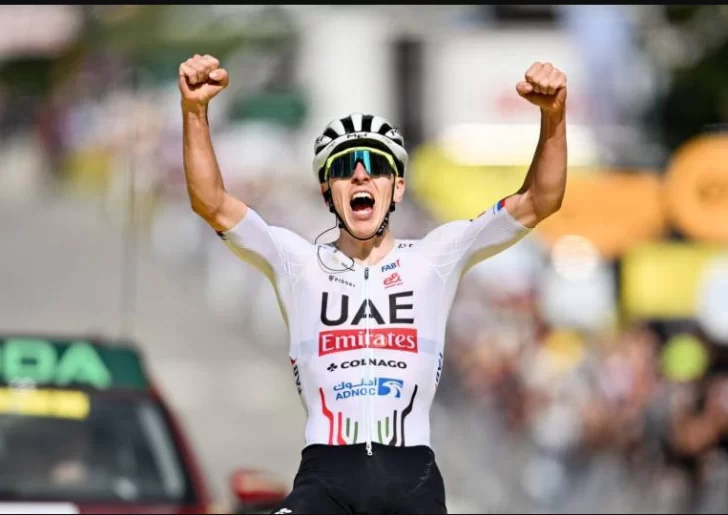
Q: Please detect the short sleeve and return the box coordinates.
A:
[417,199,532,280]
[217,208,312,285]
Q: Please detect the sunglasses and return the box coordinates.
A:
[324,146,399,182]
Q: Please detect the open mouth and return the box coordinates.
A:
[350,192,375,216]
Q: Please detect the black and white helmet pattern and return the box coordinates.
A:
[312,112,408,183]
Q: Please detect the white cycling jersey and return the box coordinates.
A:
[218,200,530,454]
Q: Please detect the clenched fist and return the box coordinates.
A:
[516,62,567,115]
[178,54,229,108]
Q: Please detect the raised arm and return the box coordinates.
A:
[179,54,247,232]
[503,62,568,229]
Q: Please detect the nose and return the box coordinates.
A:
[351,162,370,183]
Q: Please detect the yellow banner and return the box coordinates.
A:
[408,144,666,258]
[408,143,527,222]
[621,242,725,320]
[537,171,667,259]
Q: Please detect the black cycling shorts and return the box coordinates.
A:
[268,442,447,514]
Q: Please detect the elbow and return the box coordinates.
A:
[189,193,223,223]
[512,189,564,229]
[546,195,564,217]
[531,192,564,225]
[189,196,209,218]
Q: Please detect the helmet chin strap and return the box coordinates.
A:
[323,181,396,242]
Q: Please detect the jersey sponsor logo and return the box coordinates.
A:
[320,291,414,326]
[327,358,408,372]
[381,258,400,273]
[290,358,302,395]
[319,328,418,356]
[319,384,419,446]
[397,242,415,249]
[329,275,356,288]
[333,377,404,401]
[384,272,403,289]
[435,352,443,386]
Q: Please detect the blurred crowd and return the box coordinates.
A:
[441,245,728,513]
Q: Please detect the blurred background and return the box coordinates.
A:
[1,4,728,514]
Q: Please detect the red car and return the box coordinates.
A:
[0,334,287,515]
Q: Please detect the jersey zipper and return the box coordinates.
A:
[364,266,373,456]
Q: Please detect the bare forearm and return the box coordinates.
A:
[519,110,567,220]
[502,62,569,227]
[182,104,226,217]
[178,54,247,231]
[181,105,247,231]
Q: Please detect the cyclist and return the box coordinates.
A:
[179,54,568,514]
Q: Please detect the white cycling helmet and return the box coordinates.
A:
[312,112,409,184]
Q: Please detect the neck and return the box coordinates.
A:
[336,227,395,264]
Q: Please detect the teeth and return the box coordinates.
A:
[353,192,373,200]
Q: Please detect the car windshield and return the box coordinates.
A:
[0,391,195,504]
